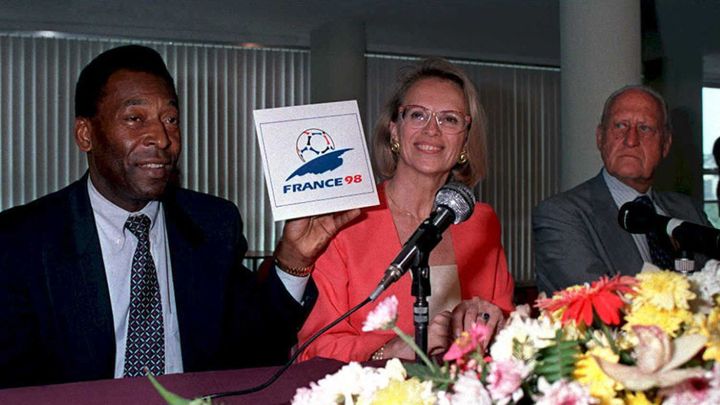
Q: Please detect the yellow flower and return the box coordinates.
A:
[624,391,660,405]
[369,378,435,405]
[634,270,695,310]
[700,304,720,362]
[623,302,693,337]
[574,346,622,404]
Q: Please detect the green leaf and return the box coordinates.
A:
[533,331,581,383]
[404,361,454,391]
[148,374,211,405]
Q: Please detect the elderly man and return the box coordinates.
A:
[0,45,357,388]
[533,85,711,295]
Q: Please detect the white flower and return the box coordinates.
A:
[290,359,408,405]
[382,358,407,381]
[534,377,596,405]
[362,295,399,332]
[490,307,559,361]
[689,260,720,313]
[442,371,492,405]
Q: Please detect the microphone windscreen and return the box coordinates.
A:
[434,182,476,224]
[618,201,656,233]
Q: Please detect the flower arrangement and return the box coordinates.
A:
[292,262,720,404]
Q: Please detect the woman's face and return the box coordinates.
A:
[389,77,469,181]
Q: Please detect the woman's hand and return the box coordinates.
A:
[275,209,361,270]
[381,310,453,360]
[450,297,505,351]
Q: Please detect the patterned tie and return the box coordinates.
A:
[123,214,165,377]
[634,195,675,270]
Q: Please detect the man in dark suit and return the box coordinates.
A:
[533,85,711,295]
[0,45,357,388]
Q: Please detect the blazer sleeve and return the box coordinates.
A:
[296,236,391,363]
[218,205,316,368]
[532,198,614,295]
[0,209,56,388]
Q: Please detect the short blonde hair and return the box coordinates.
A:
[371,58,488,187]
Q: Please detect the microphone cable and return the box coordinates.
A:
[205,296,372,399]
[206,182,475,398]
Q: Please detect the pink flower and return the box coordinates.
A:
[362,295,399,332]
[486,358,531,405]
[660,364,720,405]
[534,378,595,405]
[443,323,491,362]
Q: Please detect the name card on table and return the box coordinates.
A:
[254,100,378,221]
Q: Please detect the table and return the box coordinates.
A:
[0,358,345,404]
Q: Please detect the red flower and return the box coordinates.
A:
[536,275,636,326]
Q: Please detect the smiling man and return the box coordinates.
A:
[532,85,711,295]
[0,45,358,388]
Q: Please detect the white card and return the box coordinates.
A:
[254,100,379,221]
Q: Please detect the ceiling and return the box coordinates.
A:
[3,1,720,79]
[1,0,560,65]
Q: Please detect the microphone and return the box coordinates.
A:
[618,201,720,259]
[369,182,476,300]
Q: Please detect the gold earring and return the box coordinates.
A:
[457,150,468,165]
[390,139,400,154]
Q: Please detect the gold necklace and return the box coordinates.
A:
[386,189,426,221]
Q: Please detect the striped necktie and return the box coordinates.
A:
[634,195,675,270]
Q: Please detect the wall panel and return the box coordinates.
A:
[0,33,310,252]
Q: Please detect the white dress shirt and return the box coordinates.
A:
[88,180,184,377]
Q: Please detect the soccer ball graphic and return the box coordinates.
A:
[296,128,335,162]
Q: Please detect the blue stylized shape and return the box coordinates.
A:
[286,148,353,181]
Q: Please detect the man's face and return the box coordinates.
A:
[74,69,181,212]
[596,89,671,193]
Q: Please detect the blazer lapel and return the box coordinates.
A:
[162,189,224,370]
[42,177,115,378]
[587,173,644,275]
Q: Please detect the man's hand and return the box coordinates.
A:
[274,209,361,270]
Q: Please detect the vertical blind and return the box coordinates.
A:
[367,56,560,285]
[0,34,560,285]
[0,33,310,253]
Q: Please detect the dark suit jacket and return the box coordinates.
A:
[0,176,317,388]
[533,171,711,295]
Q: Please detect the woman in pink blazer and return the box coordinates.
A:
[297,58,515,363]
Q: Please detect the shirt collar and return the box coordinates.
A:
[87,177,161,238]
[602,168,655,208]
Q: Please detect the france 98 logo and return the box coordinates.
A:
[283,128,362,193]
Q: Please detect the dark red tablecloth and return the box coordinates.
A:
[0,357,345,404]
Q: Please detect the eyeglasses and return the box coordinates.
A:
[399,105,471,135]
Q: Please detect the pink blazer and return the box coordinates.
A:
[297,183,515,362]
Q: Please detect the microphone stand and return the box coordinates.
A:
[411,247,431,363]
